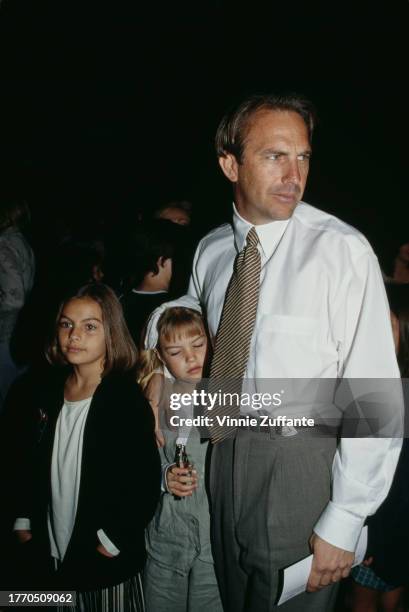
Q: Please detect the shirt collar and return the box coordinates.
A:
[232,203,290,259]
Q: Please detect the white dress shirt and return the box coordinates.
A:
[188,201,403,552]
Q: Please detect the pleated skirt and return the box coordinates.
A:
[57,574,145,612]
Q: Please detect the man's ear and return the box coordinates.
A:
[156,256,167,272]
[219,153,239,183]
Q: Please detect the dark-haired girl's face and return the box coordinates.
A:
[58,298,106,372]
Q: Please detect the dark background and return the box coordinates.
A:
[0,0,407,263]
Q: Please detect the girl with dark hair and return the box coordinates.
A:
[12,283,161,611]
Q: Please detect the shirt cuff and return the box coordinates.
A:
[13,518,31,531]
[162,462,175,493]
[97,529,120,556]
[313,501,365,552]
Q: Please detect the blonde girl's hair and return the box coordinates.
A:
[138,306,205,390]
[46,283,138,376]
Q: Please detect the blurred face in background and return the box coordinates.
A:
[157,206,190,226]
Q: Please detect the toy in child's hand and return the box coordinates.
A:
[166,464,198,498]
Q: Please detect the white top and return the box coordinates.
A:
[188,201,403,552]
[48,397,92,560]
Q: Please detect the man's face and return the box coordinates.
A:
[219,109,311,224]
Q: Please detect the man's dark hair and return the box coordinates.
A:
[215,93,316,163]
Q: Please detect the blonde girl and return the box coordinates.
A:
[138,296,222,612]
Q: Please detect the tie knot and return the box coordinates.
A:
[246,227,259,249]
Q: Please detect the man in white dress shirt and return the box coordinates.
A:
[188,94,403,611]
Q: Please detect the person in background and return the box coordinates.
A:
[11,283,161,610]
[0,199,35,412]
[138,296,223,612]
[376,238,409,284]
[349,282,409,612]
[154,200,192,226]
[120,220,176,346]
[392,243,409,283]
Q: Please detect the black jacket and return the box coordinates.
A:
[15,369,161,591]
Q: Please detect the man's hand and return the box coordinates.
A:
[15,529,32,544]
[166,465,198,497]
[307,533,354,592]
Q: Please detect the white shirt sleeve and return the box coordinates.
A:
[13,518,31,530]
[314,250,403,551]
[97,529,120,556]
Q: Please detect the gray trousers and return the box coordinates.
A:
[144,556,223,612]
[209,427,339,612]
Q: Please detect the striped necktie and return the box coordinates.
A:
[209,226,261,443]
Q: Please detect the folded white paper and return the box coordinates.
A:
[277,526,368,606]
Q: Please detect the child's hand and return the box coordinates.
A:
[15,529,32,544]
[96,543,115,558]
[166,466,198,497]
